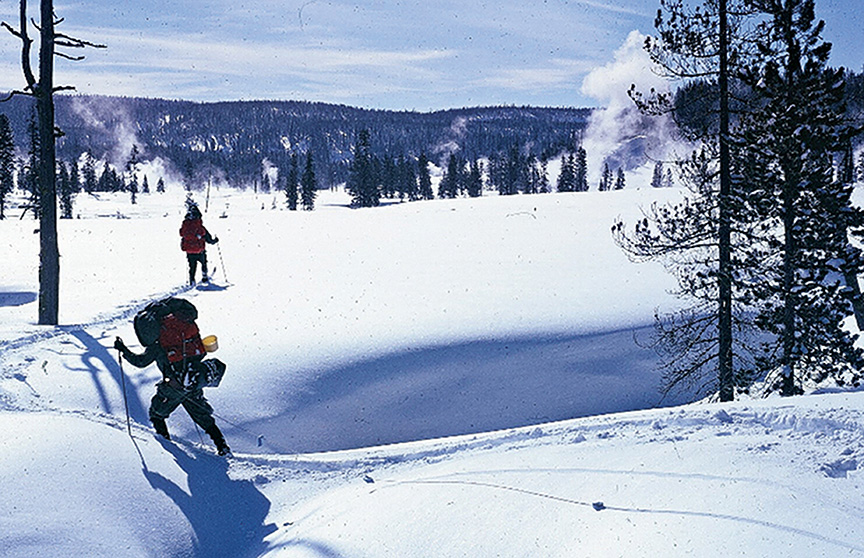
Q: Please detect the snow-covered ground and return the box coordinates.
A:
[1,186,862,557]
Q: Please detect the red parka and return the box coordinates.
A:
[180,218,211,254]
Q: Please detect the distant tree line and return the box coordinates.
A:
[0,96,590,191]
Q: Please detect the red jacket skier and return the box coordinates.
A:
[180,203,218,285]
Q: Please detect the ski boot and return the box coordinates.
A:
[152,417,170,440]
[206,425,231,456]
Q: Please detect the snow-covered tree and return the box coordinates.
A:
[737,0,864,393]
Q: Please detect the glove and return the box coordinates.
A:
[114,337,126,352]
[213,236,219,243]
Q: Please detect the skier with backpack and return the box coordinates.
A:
[180,199,219,285]
[114,296,230,455]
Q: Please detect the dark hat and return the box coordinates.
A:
[185,204,202,220]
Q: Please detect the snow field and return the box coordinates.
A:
[1,185,863,557]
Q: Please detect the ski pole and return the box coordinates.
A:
[118,350,133,438]
[216,242,228,283]
[118,349,143,458]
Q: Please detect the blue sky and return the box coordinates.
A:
[0,0,862,111]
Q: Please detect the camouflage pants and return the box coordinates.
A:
[149,381,216,431]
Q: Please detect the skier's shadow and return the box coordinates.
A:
[195,282,228,292]
[143,438,276,558]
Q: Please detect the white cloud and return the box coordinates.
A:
[480,59,596,93]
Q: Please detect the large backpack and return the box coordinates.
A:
[134,297,206,363]
[180,218,206,254]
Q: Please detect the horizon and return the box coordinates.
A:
[39,93,598,113]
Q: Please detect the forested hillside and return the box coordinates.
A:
[0,95,591,188]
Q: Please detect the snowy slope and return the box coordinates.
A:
[1,186,863,557]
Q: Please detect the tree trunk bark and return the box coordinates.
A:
[717,0,734,402]
[37,0,58,326]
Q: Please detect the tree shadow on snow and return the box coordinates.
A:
[238,326,703,454]
[0,290,37,307]
[143,438,276,558]
[267,539,348,557]
[64,329,149,424]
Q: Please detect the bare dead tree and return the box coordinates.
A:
[2,0,105,325]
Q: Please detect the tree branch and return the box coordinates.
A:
[55,51,85,61]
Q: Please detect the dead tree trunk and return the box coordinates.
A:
[37,0,59,325]
[3,0,104,326]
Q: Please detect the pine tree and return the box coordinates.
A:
[183,158,195,191]
[574,147,588,192]
[184,192,198,214]
[466,159,483,198]
[68,159,80,194]
[300,151,317,211]
[141,175,150,194]
[156,176,166,193]
[0,114,14,219]
[397,155,417,201]
[82,154,97,193]
[380,156,397,199]
[346,129,379,207]
[556,152,575,192]
[57,161,74,219]
[615,167,626,190]
[507,145,528,195]
[284,153,299,210]
[417,152,433,200]
[738,0,863,392]
[616,0,755,401]
[598,162,612,191]
[651,161,664,188]
[524,154,539,194]
[438,153,461,198]
[129,174,138,204]
[97,162,111,192]
[538,160,551,194]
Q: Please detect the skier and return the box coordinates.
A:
[180,200,219,285]
[114,299,230,456]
